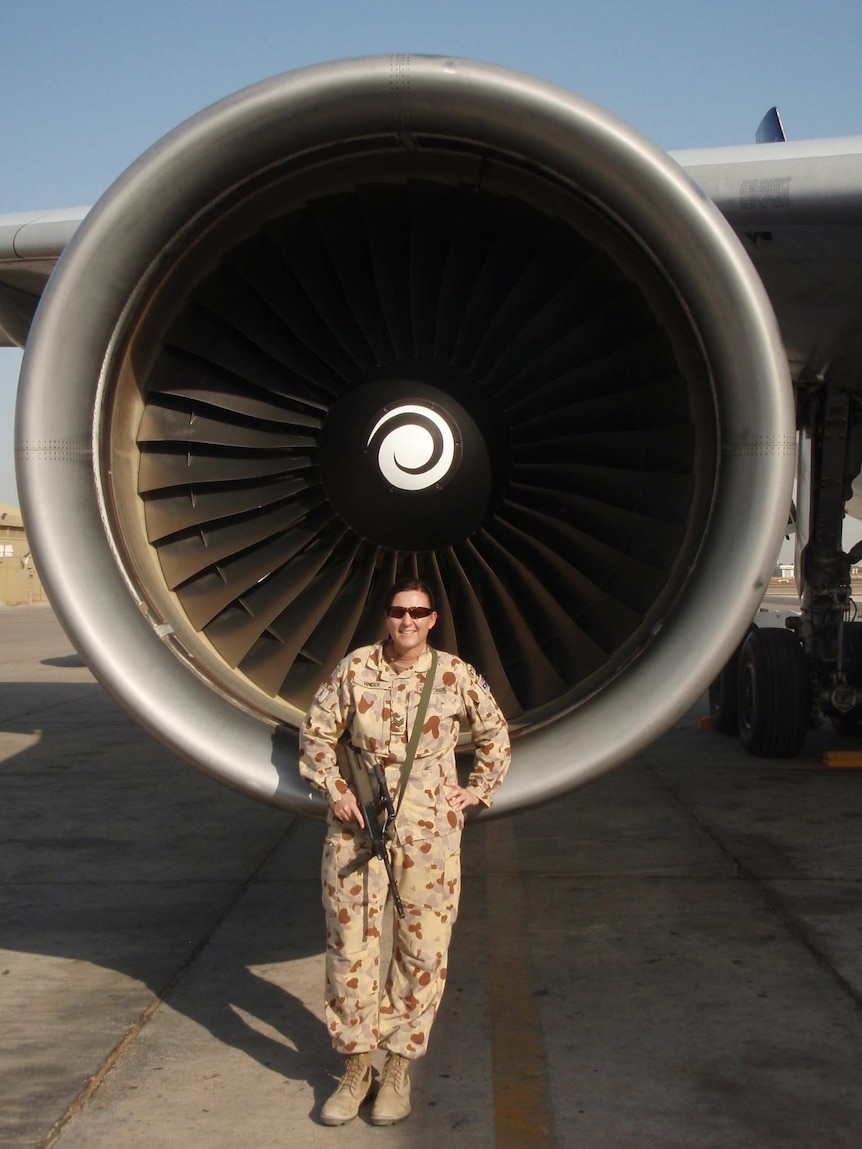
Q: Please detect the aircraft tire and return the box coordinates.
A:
[708,629,755,735]
[709,658,740,734]
[738,628,809,757]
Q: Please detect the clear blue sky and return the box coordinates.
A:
[3,0,862,556]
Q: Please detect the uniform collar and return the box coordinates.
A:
[370,641,434,678]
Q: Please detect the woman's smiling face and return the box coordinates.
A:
[386,590,437,659]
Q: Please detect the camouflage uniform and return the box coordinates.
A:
[300,643,510,1059]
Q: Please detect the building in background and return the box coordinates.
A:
[0,504,45,605]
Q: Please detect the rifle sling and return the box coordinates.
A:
[389,647,438,833]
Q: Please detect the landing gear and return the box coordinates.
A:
[706,383,862,759]
[737,628,809,757]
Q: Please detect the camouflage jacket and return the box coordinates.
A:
[299,643,511,815]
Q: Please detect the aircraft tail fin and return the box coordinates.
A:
[755,107,787,144]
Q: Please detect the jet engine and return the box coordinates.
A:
[15,56,795,816]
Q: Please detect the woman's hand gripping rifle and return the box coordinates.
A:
[337,743,405,919]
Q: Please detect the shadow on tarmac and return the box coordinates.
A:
[0,676,342,1142]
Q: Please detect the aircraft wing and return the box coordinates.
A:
[0,208,88,346]
[674,137,862,386]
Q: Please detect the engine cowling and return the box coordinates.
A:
[15,56,795,816]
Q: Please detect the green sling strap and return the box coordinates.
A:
[388,647,438,835]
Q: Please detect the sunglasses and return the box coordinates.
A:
[386,606,434,619]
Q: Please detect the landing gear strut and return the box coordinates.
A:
[709,384,862,758]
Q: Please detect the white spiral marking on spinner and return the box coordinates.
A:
[368,404,456,490]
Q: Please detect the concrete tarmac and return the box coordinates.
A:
[3,605,862,1147]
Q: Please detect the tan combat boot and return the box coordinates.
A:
[371,1052,412,1125]
[320,1052,373,1126]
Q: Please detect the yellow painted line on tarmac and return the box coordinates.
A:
[823,752,862,768]
[485,819,559,1149]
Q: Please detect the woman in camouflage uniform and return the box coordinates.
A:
[300,577,510,1126]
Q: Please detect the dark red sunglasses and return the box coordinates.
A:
[386,606,434,619]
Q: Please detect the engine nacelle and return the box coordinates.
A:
[15,56,794,816]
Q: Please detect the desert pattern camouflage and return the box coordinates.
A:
[300,643,510,1058]
[320,817,461,1056]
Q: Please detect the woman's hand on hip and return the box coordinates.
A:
[446,784,481,812]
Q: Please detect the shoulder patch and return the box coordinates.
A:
[313,680,335,705]
[465,661,491,692]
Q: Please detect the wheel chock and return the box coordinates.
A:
[822,751,862,768]
[698,716,713,731]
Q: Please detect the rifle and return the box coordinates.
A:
[336,742,405,918]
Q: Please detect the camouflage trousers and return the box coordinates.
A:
[321,816,462,1059]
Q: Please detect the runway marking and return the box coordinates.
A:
[485,819,559,1149]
